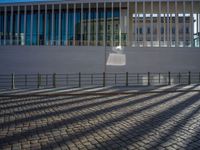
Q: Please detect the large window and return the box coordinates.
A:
[113,3,119,46]
[46,5,52,45]
[68,4,74,46]
[61,4,67,46]
[90,3,96,46]
[19,6,25,45]
[6,7,11,45]
[39,5,45,45]
[75,4,81,46]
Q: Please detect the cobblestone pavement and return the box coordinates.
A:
[1,85,200,150]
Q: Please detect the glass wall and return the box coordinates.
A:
[6,7,11,45]
[46,5,52,45]
[39,5,45,45]
[61,4,67,45]
[0,1,199,48]
[90,3,96,46]
[75,4,81,46]
[68,4,74,46]
[19,6,25,45]
[106,3,112,46]
[25,6,31,45]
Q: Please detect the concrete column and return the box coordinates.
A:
[143,1,146,47]
[30,5,33,46]
[51,4,54,45]
[88,3,91,46]
[183,1,186,47]
[135,1,137,47]
[58,4,61,46]
[10,6,13,45]
[73,4,76,46]
[4,7,6,45]
[81,3,83,46]
[111,2,113,47]
[38,5,40,45]
[66,4,68,46]
[127,2,129,46]
[151,1,153,47]
[44,5,47,45]
[119,2,121,46]
[96,2,98,46]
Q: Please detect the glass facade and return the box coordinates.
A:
[0,1,199,48]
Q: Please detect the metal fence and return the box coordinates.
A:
[0,72,200,89]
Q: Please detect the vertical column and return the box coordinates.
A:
[151,1,153,47]
[73,4,76,46]
[127,2,130,46]
[191,0,194,47]
[4,7,6,45]
[30,5,33,46]
[167,1,170,47]
[104,2,106,46]
[158,1,161,47]
[111,2,113,47]
[175,0,179,47]
[183,1,186,47]
[135,1,137,47]
[143,1,145,47]
[66,4,68,46]
[10,6,13,45]
[81,3,83,46]
[38,5,40,45]
[44,5,47,45]
[96,2,98,46]
[17,6,20,45]
[51,4,54,45]
[58,4,61,46]
[88,3,91,46]
[23,6,26,46]
[119,2,121,46]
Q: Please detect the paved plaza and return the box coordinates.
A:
[1,85,200,150]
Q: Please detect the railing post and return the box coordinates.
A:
[188,71,191,85]
[148,72,150,86]
[126,72,128,87]
[11,73,15,90]
[103,72,105,87]
[53,73,56,88]
[168,72,171,85]
[79,72,81,87]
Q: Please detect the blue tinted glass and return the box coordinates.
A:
[26,13,31,45]
[39,12,44,45]
[68,7,74,45]
[54,10,59,45]
[0,11,4,45]
[61,9,66,45]
[46,9,52,45]
[32,11,38,45]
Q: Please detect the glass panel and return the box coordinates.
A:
[68,4,74,46]
[193,1,200,47]
[129,2,134,47]
[161,2,168,47]
[90,3,96,46]
[19,6,25,45]
[46,5,52,45]
[145,2,151,47]
[39,5,45,45]
[121,2,127,46]
[169,2,175,47]
[113,3,119,46]
[54,5,59,45]
[61,4,66,46]
[0,7,4,45]
[13,6,18,45]
[137,2,143,47]
[6,7,11,45]
[83,3,89,46]
[106,3,112,46]
[26,6,31,45]
[32,6,38,45]
[153,2,159,47]
[185,1,192,47]
[75,4,81,46]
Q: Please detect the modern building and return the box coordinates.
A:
[0,0,200,73]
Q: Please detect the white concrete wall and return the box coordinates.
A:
[0,46,200,73]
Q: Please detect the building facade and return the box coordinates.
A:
[0,0,200,73]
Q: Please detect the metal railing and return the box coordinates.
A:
[0,72,200,89]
